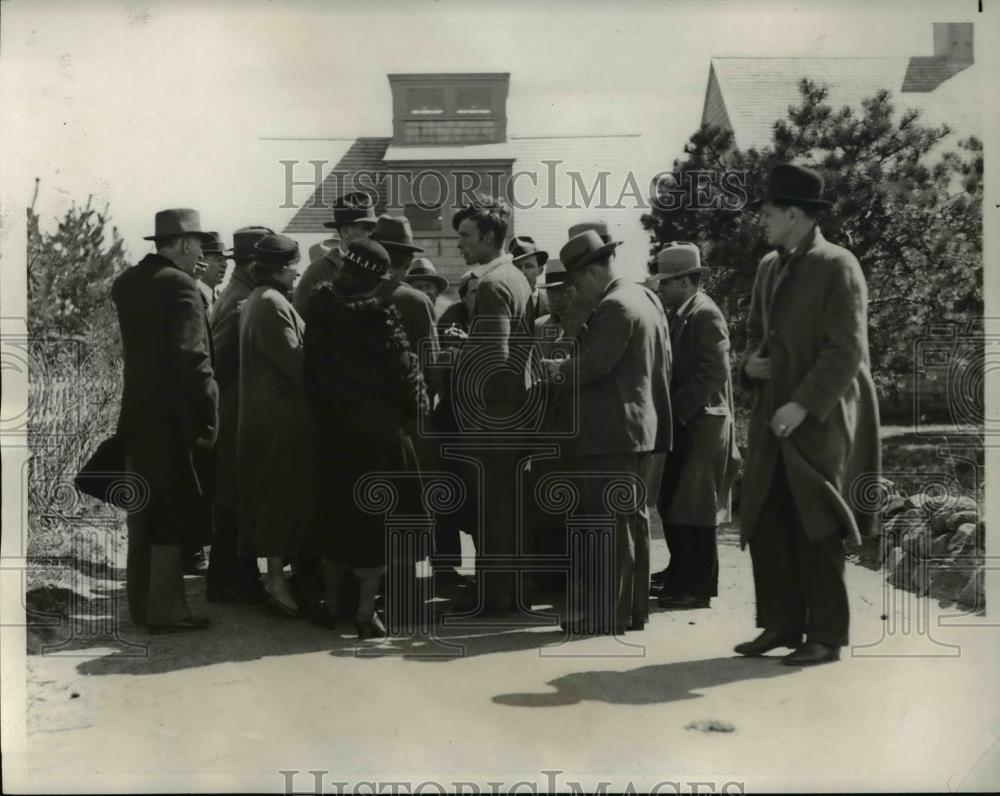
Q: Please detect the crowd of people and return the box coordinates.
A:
[109,163,879,666]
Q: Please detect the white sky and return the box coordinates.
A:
[0,0,985,260]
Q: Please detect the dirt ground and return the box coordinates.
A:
[9,522,1000,793]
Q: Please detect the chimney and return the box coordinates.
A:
[933,22,974,64]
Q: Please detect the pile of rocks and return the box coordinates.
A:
[879,485,985,611]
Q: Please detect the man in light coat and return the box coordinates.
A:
[649,242,740,610]
[736,164,880,666]
[543,230,673,635]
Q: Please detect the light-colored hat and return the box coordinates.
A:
[405,258,448,292]
[559,230,620,276]
[648,241,708,283]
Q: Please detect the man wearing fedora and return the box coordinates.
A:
[508,235,550,319]
[293,191,377,323]
[451,194,534,615]
[112,208,219,632]
[648,242,740,610]
[194,232,227,311]
[533,258,573,359]
[372,215,441,398]
[543,230,672,634]
[736,163,880,666]
[405,257,449,315]
[205,225,274,603]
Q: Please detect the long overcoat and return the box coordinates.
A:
[659,291,741,526]
[208,267,254,509]
[237,284,317,557]
[739,226,881,547]
[112,253,218,547]
[304,285,429,568]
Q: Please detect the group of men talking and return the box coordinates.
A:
[112,162,879,667]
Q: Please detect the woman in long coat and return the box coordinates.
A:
[238,234,317,617]
[304,239,428,639]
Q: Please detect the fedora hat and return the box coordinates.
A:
[372,215,424,253]
[648,241,708,283]
[224,225,274,258]
[323,191,378,229]
[568,220,612,245]
[253,233,300,267]
[559,230,620,276]
[537,257,568,289]
[749,163,832,210]
[342,239,391,281]
[201,231,227,256]
[143,208,214,243]
[507,235,549,267]
[405,257,448,292]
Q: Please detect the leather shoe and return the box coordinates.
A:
[650,567,670,586]
[355,614,387,640]
[658,593,710,610]
[149,615,210,635]
[734,629,804,657]
[783,640,841,666]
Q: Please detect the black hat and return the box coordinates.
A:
[324,192,377,229]
[253,233,300,267]
[342,239,391,280]
[507,235,549,267]
[749,164,832,210]
[143,208,214,243]
[225,226,275,258]
[537,258,568,289]
[372,215,424,253]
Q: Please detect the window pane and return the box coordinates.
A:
[456,86,492,115]
[410,88,444,115]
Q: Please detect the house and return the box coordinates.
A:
[270,73,651,291]
[701,22,979,155]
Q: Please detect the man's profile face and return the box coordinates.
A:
[518,255,540,290]
[176,236,203,274]
[456,218,493,265]
[760,201,795,248]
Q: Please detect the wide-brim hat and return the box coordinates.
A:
[537,258,568,289]
[648,241,709,283]
[507,235,549,267]
[201,231,227,256]
[568,220,612,245]
[224,225,275,258]
[405,257,448,292]
[253,233,301,267]
[323,191,378,229]
[748,163,832,210]
[372,214,424,253]
[559,230,620,276]
[143,208,214,243]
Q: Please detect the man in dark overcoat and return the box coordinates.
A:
[648,242,740,610]
[205,225,273,602]
[112,208,219,632]
[293,192,376,323]
[736,164,880,666]
[452,195,534,615]
[543,230,673,634]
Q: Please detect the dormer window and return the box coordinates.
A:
[410,88,444,115]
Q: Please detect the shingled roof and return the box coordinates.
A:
[703,53,979,154]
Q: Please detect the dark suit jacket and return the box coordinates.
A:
[559,278,672,457]
[659,291,740,526]
[374,276,440,398]
[465,257,534,419]
[112,253,218,545]
[739,225,881,546]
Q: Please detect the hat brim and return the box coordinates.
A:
[512,250,550,267]
[537,278,567,289]
[648,265,710,283]
[405,274,449,292]
[143,231,216,243]
[565,240,621,275]
[747,195,832,210]
[378,240,425,254]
